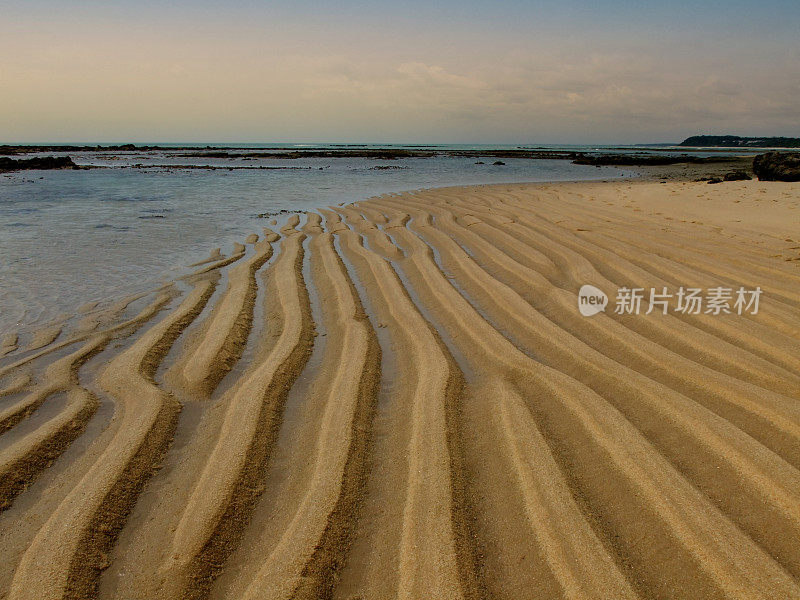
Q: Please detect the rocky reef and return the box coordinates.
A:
[572,154,732,166]
[0,156,78,173]
[752,152,800,181]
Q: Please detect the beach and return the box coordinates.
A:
[0,178,799,599]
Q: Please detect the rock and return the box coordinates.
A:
[752,152,800,181]
[493,161,506,165]
[0,156,78,173]
[707,177,723,184]
[573,153,731,166]
[723,170,751,181]
[474,161,485,164]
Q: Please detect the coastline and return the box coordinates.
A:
[1,176,798,598]
[627,154,753,181]
[0,151,755,340]
[0,153,636,337]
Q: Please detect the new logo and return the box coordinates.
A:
[578,284,608,316]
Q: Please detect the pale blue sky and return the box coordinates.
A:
[2,1,798,143]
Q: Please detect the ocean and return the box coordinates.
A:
[0,143,727,335]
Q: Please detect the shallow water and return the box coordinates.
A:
[0,150,632,334]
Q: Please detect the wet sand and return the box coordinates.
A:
[0,179,798,599]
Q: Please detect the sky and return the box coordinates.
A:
[1,0,799,144]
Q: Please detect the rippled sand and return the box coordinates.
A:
[0,180,799,600]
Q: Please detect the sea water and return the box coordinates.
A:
[0,147,636,335]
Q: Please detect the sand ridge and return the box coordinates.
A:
[0,180,798,599]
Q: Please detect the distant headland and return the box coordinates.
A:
[680,135,800,148]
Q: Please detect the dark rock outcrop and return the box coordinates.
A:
[0,156,78,173]
[723,170,751,181]
[752,152,800,182]
[572,153,732,166]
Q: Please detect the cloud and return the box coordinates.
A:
[1,15,797,142]
[395,62,485,90]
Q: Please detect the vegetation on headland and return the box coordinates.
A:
[680,135,800,148]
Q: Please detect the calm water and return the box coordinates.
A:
[0,147,638,335]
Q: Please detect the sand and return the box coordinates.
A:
[0,179,798,600]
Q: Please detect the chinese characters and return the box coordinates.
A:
[613,286,761,316]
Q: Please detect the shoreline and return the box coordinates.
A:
[1,145,757,173]
[0,160,777,344]
[1,177,798,598]
[0,159,632,338]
